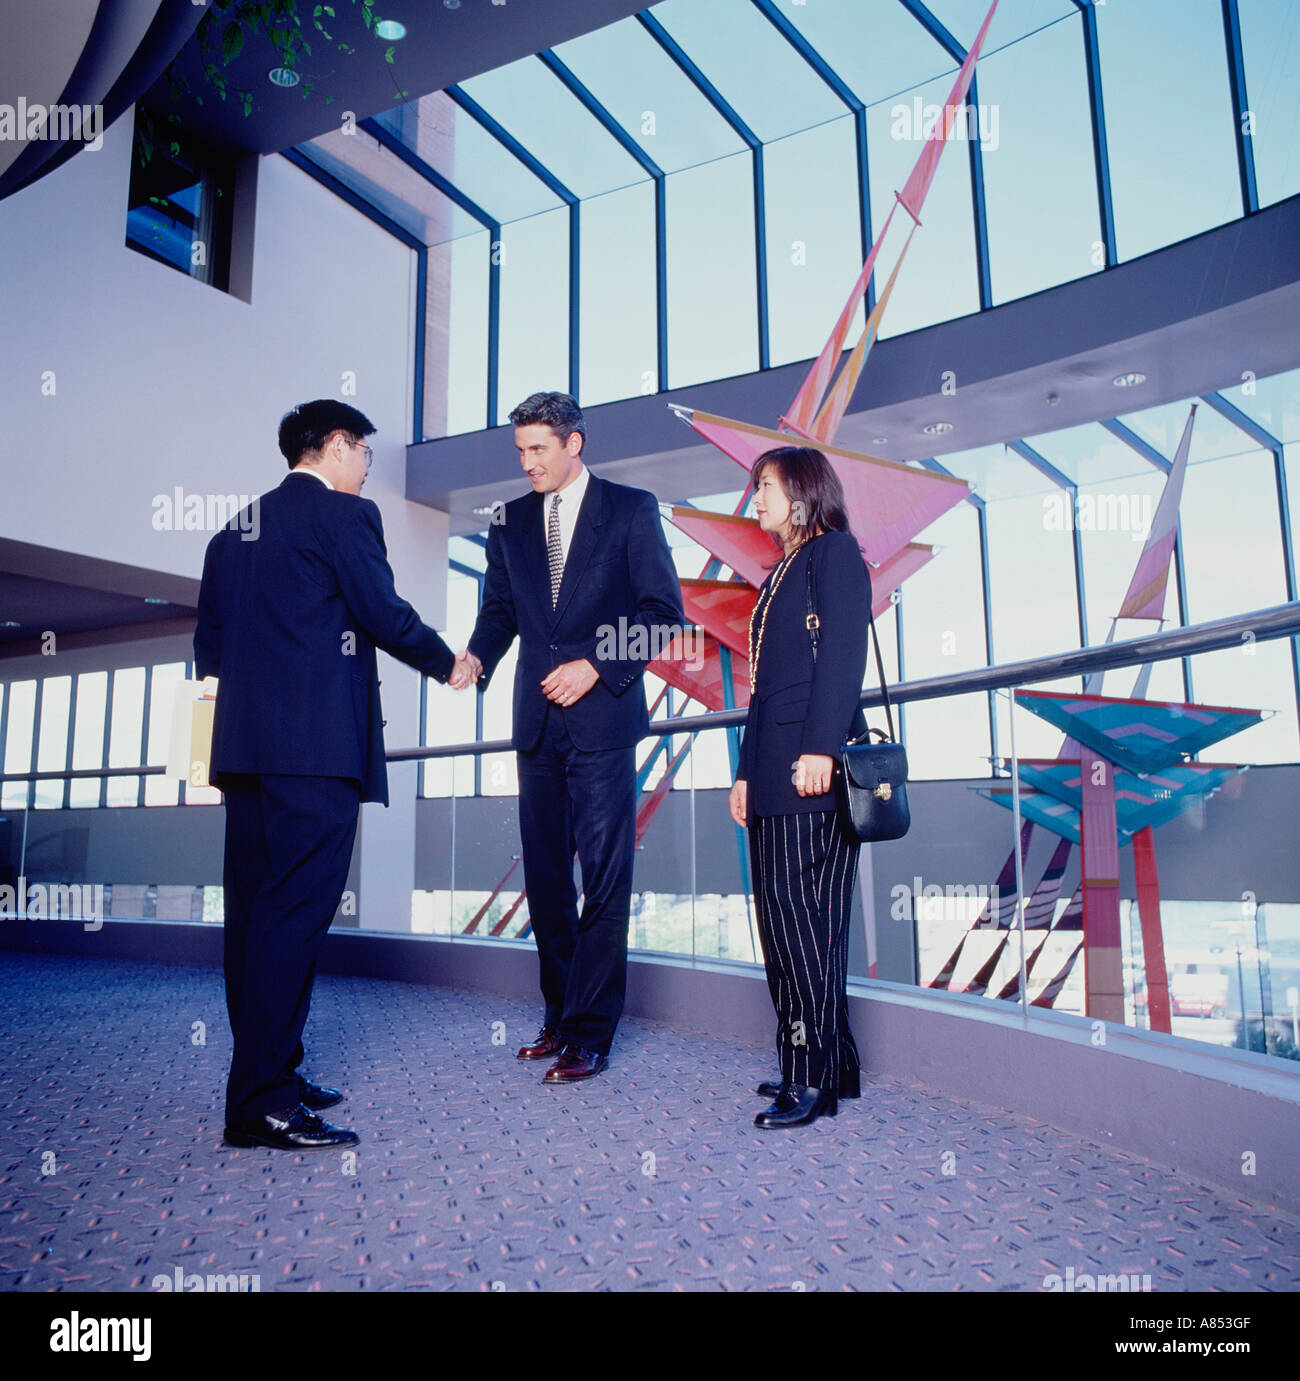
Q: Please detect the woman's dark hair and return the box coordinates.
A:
[509,391,586,454]
[750,445,851,547]
[278,400,375,468]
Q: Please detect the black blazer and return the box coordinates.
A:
[737,529,871,817]
[194,471,455,806]
[468,472,685,754]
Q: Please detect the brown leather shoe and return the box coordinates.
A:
[542,1045,606,1083]
[516,1026,563,1061]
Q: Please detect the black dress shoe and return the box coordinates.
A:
[517,1026,563,1061]
[299,1077,343,1110]
[542,1045,606,1083]
[757,1071,860,1100]
[754,1083,837,1129]
[224,1103,359,1151]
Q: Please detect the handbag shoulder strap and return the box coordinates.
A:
[805,535,898,744]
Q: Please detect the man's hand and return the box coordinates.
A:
[793,753,835,798]
[449,649,482,690]
[729,779,748,828]
[541,658,599,707]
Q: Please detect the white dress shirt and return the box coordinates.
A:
[543,463,590,567]
[293,465,334,490]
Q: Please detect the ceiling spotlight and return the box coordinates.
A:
[1113,371,1146,388]
[872,436,888,445]
[1046,392,1061,406]
[144,597,169,605]
[268,66,300,87]
[375,19,407,40]
[923,421,954,435]
[0,620,20,629]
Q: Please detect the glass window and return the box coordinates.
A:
[126,106,235,291]
[460,57,649,200]
[652,0,845,142]
[553,20,747,173]
[1095,0,1242,260]
[34,675,71,810]
[2,680,35,810]
[107,668,145,807]
[579,181,658,405]
[301,126,483,246]
[763,115,866,369]
[1236,0,1300,209]
[1229,366,1300,446]
[70,671,107,809]
[375,93,562,224]
[145,663,186,806]
[665,151,759,388]
[768,0,951,109]
[978,18,1102,303]
[895,499,993,778]
[422,572,479,797]
[917,0,1077,52]
[867,70,981,337]
[497,207,571,417]
[426,229,491,438]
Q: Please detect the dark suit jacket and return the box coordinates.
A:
[738,529,871,817]
[193,471,455,806]
[468,472,685,753]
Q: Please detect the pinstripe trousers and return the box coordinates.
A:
[749,809,862,1091]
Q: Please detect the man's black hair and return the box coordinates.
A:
[278,399,376,469]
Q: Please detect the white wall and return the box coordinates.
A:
[0,110,453,932]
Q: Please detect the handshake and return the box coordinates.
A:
[449,649,482,691]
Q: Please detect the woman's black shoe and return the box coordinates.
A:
[757,1073,860,1100]
[754,1083,838,1128]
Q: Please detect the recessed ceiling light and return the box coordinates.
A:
[144,597,169,605]
[923,421,954,435]
[375,19,407,40]
[0,620,20,629]
[268,66,300,87]
[872,436,888,445]
[1113,371,1146,388]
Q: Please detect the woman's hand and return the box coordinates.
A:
[729,779,748,827]
[794,753,835,797]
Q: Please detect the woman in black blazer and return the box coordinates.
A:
[729,446,870,1128]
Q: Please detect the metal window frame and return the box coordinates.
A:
[538,49,668,392]
[751,0,876,309]
[1201,389,1299,730]
[1007,439,1090,650]
[1099,417,1194,702]
[899,1,994,308]
[1069,0,1118,269]
[918,456,998,771]
[638,11,771,370]
[1219,0,1260,215]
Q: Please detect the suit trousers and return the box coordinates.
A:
[750,809,862,1091]
[221,773,360,1124]
[516,704,636,1055]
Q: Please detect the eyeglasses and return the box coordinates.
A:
[344,438,374,471]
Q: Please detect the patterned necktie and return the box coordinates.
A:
[547,493,564,607]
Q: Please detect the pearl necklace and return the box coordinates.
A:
[747,542,804,694]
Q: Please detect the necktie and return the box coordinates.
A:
[547,493,564,607]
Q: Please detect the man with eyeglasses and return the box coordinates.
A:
[195,399,472,1152]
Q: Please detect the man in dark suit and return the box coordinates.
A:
[458,392,684,1083]
[195,400,466,1151]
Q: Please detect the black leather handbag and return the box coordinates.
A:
[806,543,911,842]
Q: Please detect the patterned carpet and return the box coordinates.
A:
[1,954,1296,1292]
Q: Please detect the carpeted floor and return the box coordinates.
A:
[1,953,1296,1292]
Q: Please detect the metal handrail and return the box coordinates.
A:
[2,600,1297,783]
